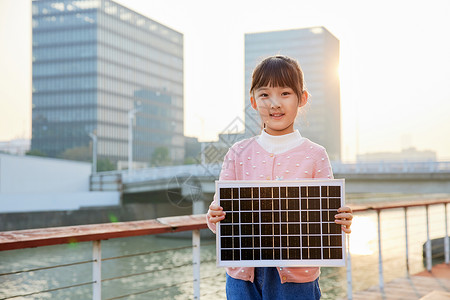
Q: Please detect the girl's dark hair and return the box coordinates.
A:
[250,55,305,99]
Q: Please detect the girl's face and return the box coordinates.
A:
[251,86,307,136]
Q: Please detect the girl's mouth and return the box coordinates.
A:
[270,113,285,120]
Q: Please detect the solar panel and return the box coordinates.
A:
[216,179,346,267]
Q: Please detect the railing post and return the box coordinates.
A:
[377,210,385,294]
[346,234,353,300]
[93,240,101,300]
[193,229,201,299]
[445,203,449,265]
[426,205,432,272]
[404,207,410,275]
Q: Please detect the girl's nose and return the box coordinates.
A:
[270,98,281,108]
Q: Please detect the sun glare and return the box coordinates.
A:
[349,216,377,255]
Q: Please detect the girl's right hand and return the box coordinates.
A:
[207,204,226,225]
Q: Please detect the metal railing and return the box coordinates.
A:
[332,160,450,174]
[347,199,450,299]
[0,215,208,300]
[1,199,449,299]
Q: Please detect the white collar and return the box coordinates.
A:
[256,129,305,155]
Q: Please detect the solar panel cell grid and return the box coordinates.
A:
[216,179,346,267]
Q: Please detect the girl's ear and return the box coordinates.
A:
[250,96,258,109]
[299,91,308,108]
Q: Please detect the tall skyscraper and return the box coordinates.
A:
[245,27,341,161]
[31,0,184,165]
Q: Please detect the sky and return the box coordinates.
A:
[1,0,450,161]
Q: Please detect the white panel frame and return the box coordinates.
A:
[216,179,346,268]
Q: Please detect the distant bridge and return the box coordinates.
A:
[90,161,450,196]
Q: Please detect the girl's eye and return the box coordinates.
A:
[259,93,269,98]
[282,91,291,96]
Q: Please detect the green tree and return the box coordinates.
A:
[59,146,91,162]
[26,149,47,157]
[183,157,197,165]
[151,146,171,167]
[97,157,115,172]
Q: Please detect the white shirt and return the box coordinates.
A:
[256,129,305,155]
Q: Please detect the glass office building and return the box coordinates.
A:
[31,0,184,165]
[245,27,341,161]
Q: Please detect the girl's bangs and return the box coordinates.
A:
[252,60,299,93]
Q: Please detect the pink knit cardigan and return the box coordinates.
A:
[207,136,334,283]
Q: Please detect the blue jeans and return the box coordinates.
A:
[226,267,321,300]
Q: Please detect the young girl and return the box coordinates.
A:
[206,55,353,300]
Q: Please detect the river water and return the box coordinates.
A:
[1,194,449,299]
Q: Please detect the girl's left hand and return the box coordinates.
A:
[335,206,353,234]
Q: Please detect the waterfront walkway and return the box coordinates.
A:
[349,263,450,299]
